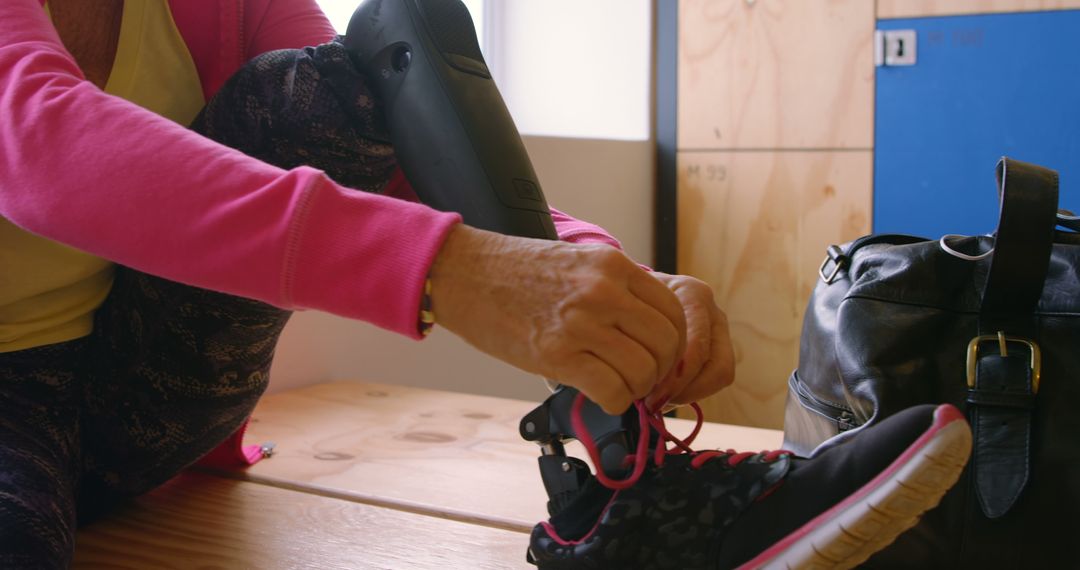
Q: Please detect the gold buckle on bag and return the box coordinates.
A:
[966,332,1041,393]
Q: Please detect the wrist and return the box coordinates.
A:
[428,223,496,335]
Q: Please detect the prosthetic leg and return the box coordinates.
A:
[343,0,641,513]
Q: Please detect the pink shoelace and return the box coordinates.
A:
[570,392,791,490]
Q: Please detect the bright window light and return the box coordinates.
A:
[315,0,650,141]
[489,0,650,141]
[315,0,485,45]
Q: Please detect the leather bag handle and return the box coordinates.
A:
[980,157,1059,317]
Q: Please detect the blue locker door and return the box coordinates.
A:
[875,11,1080,237]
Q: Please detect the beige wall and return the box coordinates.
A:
[267,135,655,401]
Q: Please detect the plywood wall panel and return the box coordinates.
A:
[676,151,871,429]
[678,0,875,150]
[878,0,1080,18]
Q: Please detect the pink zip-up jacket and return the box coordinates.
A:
[1,0,620,342]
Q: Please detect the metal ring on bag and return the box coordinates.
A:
[939,234,994,261]
[818,244,847,284]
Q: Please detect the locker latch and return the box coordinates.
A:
[875,29,917,67]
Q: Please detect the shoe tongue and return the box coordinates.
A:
[547,477,616,542]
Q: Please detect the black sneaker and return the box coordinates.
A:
[527,400,972,570]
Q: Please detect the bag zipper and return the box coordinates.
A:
[789,373,857,432]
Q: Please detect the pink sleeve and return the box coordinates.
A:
[169,0,337,100]
[0,0,460,339]
[382,170,623,248]
[244,0,338,57]
[549,207,622,249]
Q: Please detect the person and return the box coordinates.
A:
[0,0,734,566]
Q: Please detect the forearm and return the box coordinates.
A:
[0,0,460,336]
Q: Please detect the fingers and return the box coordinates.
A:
[643,274,735,410]
[614,293,682,393]
[669,309,735,406]
[428,231,696,415]
[644,303,709,411]
[559,352,638,415]
[555,254,687,413]
[558,293,681,414]
[627,270,687,377]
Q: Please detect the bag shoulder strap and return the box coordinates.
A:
[969,157,1058,521]
[980,158,1059,316]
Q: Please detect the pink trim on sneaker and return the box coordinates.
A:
[539,491,622,547]
[735,404,966,569]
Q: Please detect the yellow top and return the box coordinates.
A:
[0,0,205,353]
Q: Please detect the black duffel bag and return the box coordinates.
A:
[782,158,1080,567]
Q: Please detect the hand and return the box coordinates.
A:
[430,224,687,414]
[643,272,734,412]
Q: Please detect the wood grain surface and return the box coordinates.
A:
[877,0,1080,18]
[678,0,874,150]
[228,382,784,532]
[676,151,872,428]
[74,472,531,570]
[673,0,1067,430]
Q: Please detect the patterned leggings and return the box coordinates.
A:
[0,41,394,568]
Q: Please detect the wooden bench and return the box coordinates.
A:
[74,472,530,570]
[74,381,784,568]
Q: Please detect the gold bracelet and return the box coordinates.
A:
[418,275,435,336]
